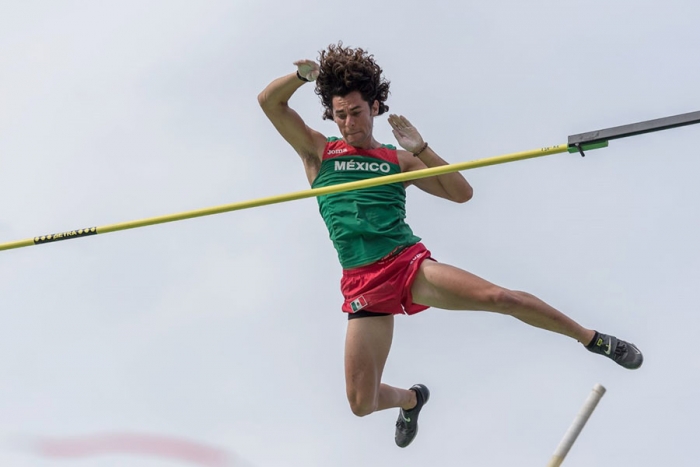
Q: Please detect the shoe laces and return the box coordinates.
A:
[614,341,628,359]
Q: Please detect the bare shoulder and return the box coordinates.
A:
[300,131,328,185]
[301,127,328,161]
[260,98,326,164]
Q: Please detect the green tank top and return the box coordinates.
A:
[311,137,421,269]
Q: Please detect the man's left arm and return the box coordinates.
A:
[389,114,473,203]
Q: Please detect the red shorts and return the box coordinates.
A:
[340,243,435,316]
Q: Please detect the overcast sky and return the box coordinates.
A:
[1,1,699,466]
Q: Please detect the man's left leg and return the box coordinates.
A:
[410,261,643,369]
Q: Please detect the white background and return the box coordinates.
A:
[1,1,698,466]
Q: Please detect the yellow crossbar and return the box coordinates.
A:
[0,143,574,252]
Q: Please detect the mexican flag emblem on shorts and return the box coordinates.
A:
[350,296,368,312]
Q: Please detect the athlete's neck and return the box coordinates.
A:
[346,138,381,150]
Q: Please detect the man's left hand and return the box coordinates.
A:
[388,115,425,154]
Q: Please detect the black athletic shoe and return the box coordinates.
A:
[586,332,643,369]
[395,384,430,448]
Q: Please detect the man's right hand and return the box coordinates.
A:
[293,59,320,82]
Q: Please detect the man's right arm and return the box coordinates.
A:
[257,63,327,162]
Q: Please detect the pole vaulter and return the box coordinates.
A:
[1,110,698,253]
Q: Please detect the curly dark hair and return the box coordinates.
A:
[315,43,390,120]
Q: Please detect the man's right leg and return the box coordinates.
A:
[344,314,417,417]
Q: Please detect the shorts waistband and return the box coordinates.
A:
[377,245,409,264]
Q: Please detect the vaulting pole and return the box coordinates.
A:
[546,384,607,467]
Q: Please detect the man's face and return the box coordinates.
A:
[331,91,379,147]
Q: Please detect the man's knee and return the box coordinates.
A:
[347,389,377,417]
[487,287,524,313]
